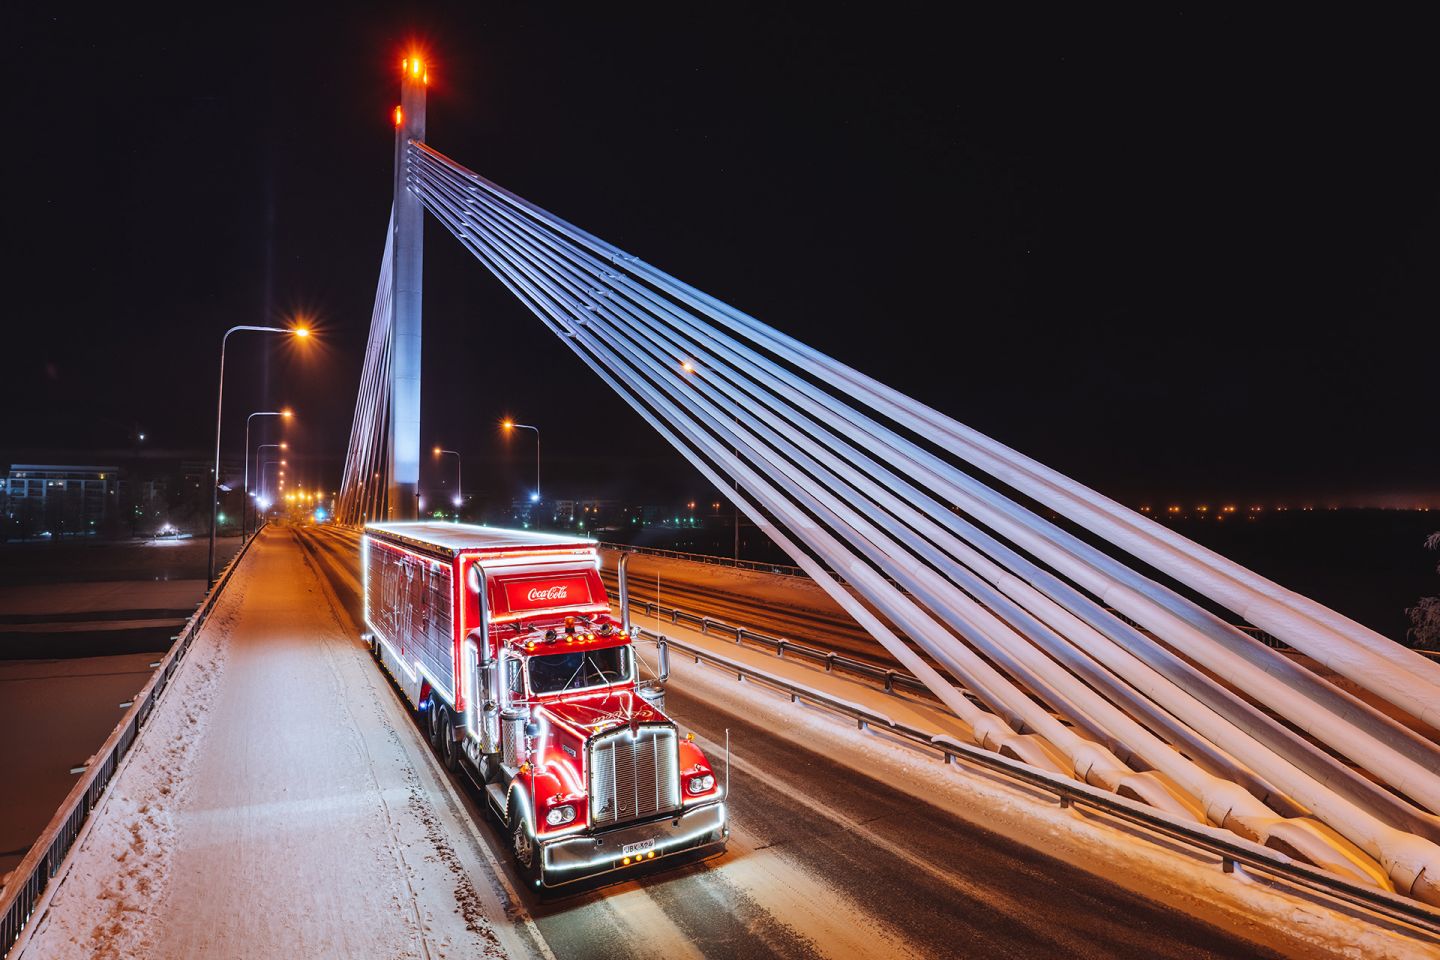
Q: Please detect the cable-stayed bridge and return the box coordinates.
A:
[6,53,1440,960]
[336,56,1440,908]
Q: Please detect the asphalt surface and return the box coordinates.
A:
[294,523,1296,959]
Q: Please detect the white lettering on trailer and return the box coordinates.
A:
[527,585,569,602]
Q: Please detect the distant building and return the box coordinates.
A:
[2,464,124,536]
[578,499,619,525]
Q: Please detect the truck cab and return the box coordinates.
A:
[361,522,727,890]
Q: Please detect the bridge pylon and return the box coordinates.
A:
[388,55,426,519]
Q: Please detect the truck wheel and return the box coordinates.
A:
[427,700,444,752]
[510,800,541,888]
[439,706,461,773]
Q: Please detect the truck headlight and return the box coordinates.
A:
[545,804,576,826]
[687,774,715,795]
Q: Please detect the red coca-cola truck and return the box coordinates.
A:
[361,522,727,890]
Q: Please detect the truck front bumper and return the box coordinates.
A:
[539,800,727,887]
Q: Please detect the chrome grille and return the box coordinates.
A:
[589,725,679,829]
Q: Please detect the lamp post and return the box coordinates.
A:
[249,440,288,538]
[433,447,462,518]
[243,411,292,541]
[501,420,541,503]
[208,324,309,582]
[259,459,287,520]
[257,449,287,501]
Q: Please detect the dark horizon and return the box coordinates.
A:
[6,8,1438,508]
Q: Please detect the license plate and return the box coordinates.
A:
[622,838,656,856]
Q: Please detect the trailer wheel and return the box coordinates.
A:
[509,799,540,888]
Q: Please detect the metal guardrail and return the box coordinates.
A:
[639,628,1440,941]
[629,597,932,698]
[1102,605,1289,649]
[0,528,263,958]
[603,543,1311,654]
[597,541,812,579]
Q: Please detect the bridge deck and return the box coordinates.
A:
[24,526,534,959]
[21,526,1349,959]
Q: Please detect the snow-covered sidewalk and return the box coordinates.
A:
[22,527,528,960]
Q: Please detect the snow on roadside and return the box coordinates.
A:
[20,572,247,960]
[649,626,1439,960]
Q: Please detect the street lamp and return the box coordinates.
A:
[244,411,292,541]
[433,446,462,516]
[260,459,287,517]
[501,420,541,503]
[208,323,310,582]
[252,441,288,534]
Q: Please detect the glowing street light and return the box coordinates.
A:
[260,459,286,516]
[255,443,287,501]
[209,324,310,582]
[501,420,541,503]
[433,446,463,515]
[244,410,293,541]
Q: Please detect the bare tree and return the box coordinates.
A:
[1406,531,1440,651]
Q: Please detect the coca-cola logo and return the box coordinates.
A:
[506,574,591,610]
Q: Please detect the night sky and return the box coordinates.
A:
[6,7,1437,507]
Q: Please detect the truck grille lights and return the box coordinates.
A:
[546,804,577,826]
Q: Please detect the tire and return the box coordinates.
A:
[439,706,461,773]
[510,799,541,889]
[427,699,444,752]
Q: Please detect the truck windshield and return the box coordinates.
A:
[528,646,631,695]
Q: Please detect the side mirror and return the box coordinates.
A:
[657,639,670,683]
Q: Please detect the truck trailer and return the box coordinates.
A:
[361,522,727,890]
